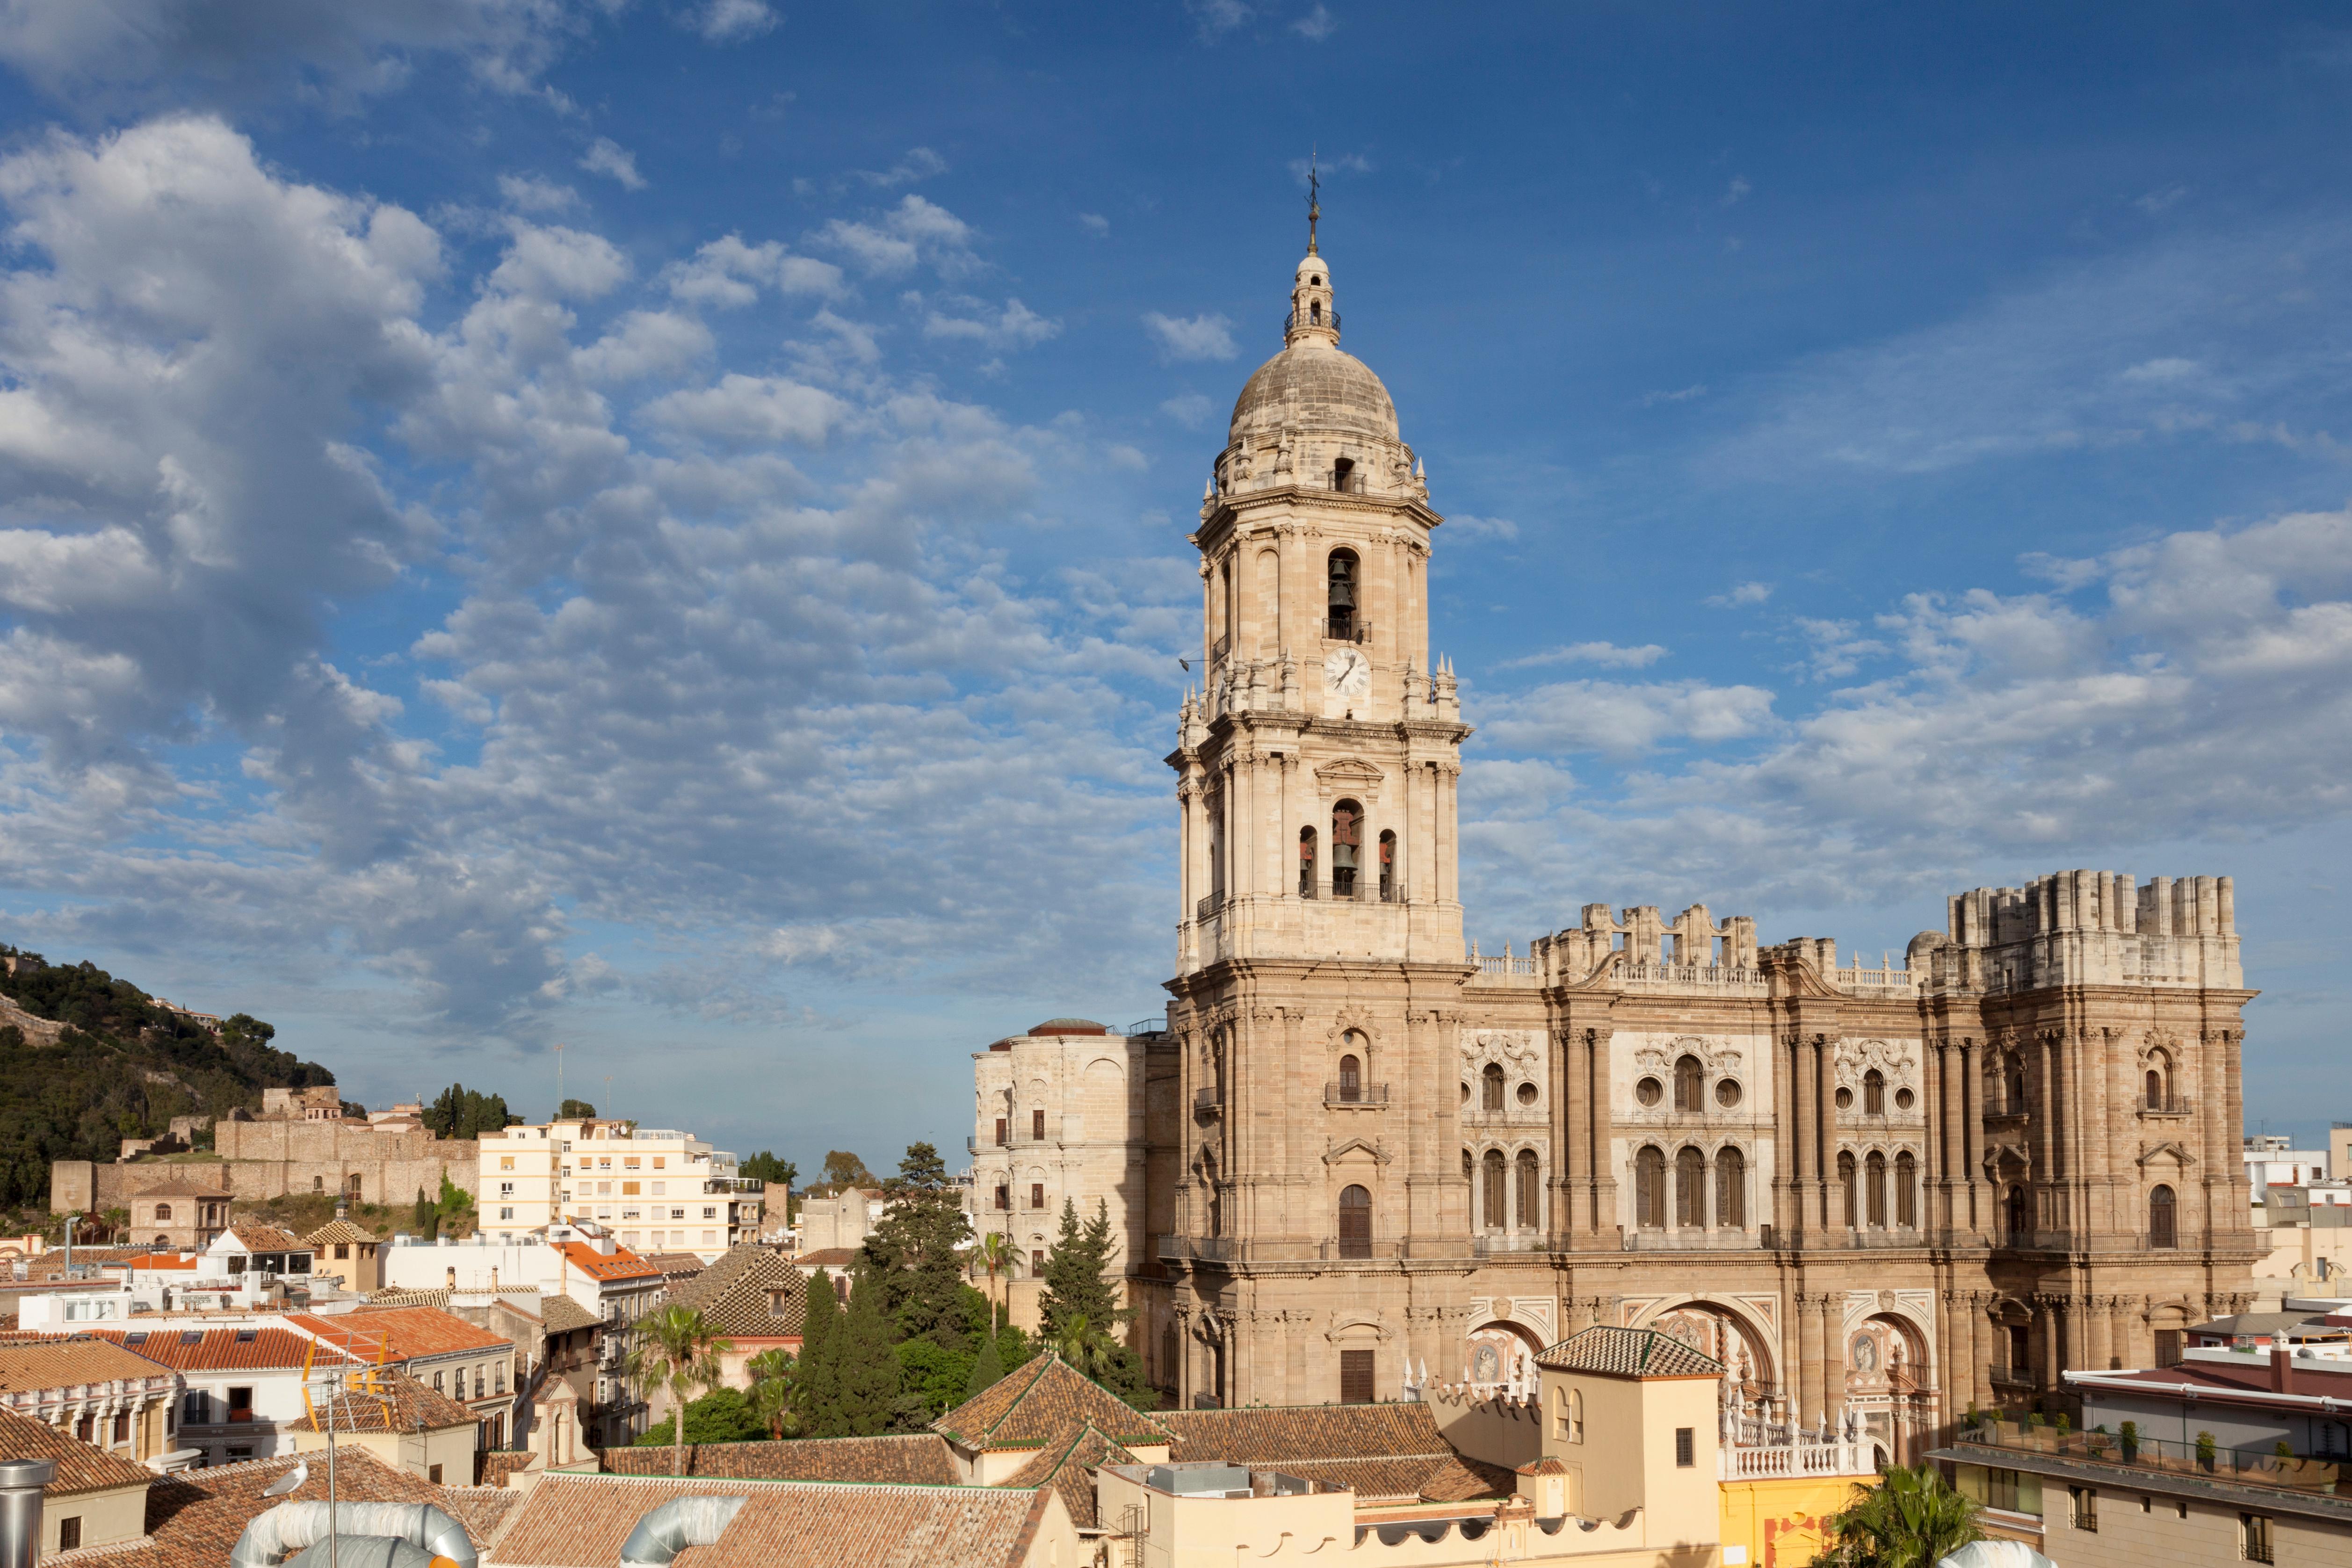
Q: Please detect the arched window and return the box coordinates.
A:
[1895,1151,1917,1228]
[2149,1184,2177,1248]
[1676,1147,1707,1228]
[1482,1150,1507,1229]
[1338,1184,1371,1258]
[1716,1147,1746,1229]
[2146,1050,2171,1110]
[1554,1384,1584,1442]
[1326,549,1358,640]
[1866,1151,1888,1228]
[312,1176,323,1192]
[1838,1152,1858,1228]
[1674,1055,1703,1112]
[2005,1061,2026,1115]
[2006,1184,2028,1241]
[1635,1147,1666,1228]
[1298,825,1317,897]
[1310,299,1322,325]
[1482,1063,1505,1111]
[1202,1150,1221,1237]
[1516,1150,1541,1230]
[153,1204,172,1222]
[1338,1053,1362,1103]
[1864,1069,1886,1115]
[2145,1069,2163,1108]
[1462,1148,1473,1180]
[154,1235,169,1246]
[1377,830,1397,902]
[1332,456,1354,491]
[1331,801,1362,899]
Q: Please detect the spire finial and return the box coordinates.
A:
[1306,147,1321,255]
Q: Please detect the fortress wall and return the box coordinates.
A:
[51,1130,479,1213]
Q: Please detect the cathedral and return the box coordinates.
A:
[969,219,2258,1465]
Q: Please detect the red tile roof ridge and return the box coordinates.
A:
[539,1471,1027,1494]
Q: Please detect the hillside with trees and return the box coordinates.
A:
[0,943,336,1212]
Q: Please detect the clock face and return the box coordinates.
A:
[1324,647,1371,698]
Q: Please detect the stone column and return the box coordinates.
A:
[1968,1293,1993,1412]
[1795,1290,1825,1426]
[1556,1024,1582,1248]
[1589,1027,1617,1237]
[2084,1293,2112,1373]
[1776,1031,1803,1238]
[1818,1293,1845,1430]
[1816,1036,1840,1232]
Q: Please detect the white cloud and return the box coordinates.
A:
[2120,356,2200,384]
[1640,383,1708,406]
[923,298,1061,350]
[2134,184,2190,216]
[497,174,580,214]
[1160,393,1215,428]
[693,0,778,43]
[856,148,948,188]
[1722,175,1751,206]
[1292,4,1336,40]
[1142,311,1238,362]
[1445,513,1519,542]
[1498,642,1669,671]
[578,137,645,191]
[816,193,976,275]
[1188,0,1251,38]
[1078,213,1110,237]
[1477,678,1778,756]
[1707,581,1773,607]
[640,372,846,447]
[661,234,843,307]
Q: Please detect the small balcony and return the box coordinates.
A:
[1472,1232,1549,1256]
[1193,1085,1223,1119]
[1283,307,1340,335]
[1157,1235,1238,1263]
[702,1178,763,1194]
[1195,892,1224,921]
[2139,1094,2193,1117]
[1324,1082,1388,1108]
[1321,616,1371,644]
[1951,1420,2352,1499]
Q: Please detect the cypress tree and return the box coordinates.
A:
[792,1267,841,1435]
[860,1142,973,1350]
[833,1267,904,1436]
[1035,1199,1092,1340]
[964,1330,1005,1403]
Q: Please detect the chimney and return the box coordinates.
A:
[2271,1342,2294,1395]
[0,1458,55,1568]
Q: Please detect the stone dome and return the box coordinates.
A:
[1228,341,1400,443]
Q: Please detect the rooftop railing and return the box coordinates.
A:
[1954,1420,2352,1499]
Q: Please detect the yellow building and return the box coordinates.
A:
[1718,1474,1867,1568]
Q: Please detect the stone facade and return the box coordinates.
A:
[52,1120,478,1218]
[1105,234,2259,1460]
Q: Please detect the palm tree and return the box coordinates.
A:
[746,1346,796,1439]
[625,1304,734,1478]
[1050,1313,1115,1380]
[1815,1460,1983,1568]
[973,1231,1016,1331]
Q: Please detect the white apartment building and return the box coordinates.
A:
[477,1116,763,1257]
[965,1017,1167,1330]
[2247,1133,2331,1191]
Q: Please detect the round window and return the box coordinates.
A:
[1895,1087,1915,1111]
[1715,1078,1742,1108]
[1834,1087,1854,1111]
[1516,1082,1538,1106]
[1459,1082,1470,1106]
[1635,1077,1663,1107]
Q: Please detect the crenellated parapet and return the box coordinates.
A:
[1912,868,2242,993]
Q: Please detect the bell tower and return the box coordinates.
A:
[1169,234,1466,974]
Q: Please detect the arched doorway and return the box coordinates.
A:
[1844,1313,1934,1465]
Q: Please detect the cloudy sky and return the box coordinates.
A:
[2,2,2349,1169]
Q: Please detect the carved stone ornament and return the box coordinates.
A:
[1833,1037,1919,1091]
[1460,1029,1545,1077]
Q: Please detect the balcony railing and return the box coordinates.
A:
[1953,1421,2352,1498]
[1193,1086,1223,1117]
[1619,1229,1768,1252]
[1472,1232,1550,1256]
[1157,1235,1237,1263]
[1322,616,1370,644]
[1324,1082,1389,1107]
[1284,308,1340,335]
[1319,1238,1398,1261]
[702,1178,763,1194]
[1195,892,1223,921]
[2140,1094,2194,1115]
[1126,1016,1166,1037]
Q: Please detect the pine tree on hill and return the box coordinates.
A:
[791,1267,841,1436]
[832,1267,904,1437]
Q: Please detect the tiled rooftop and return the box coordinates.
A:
[0,1405,156,1497]
[287,1368,478,1433]
[0,1334,180,1392]
[292,1304,512,1359]
[1002,1424,1138,1529]
[932,1352,1174,1453]
[662,1244,805,1336]
[486,1474,1057,1568]
[62,1449,477,1568]
[1533,1325,1725,1380]
[556,1243,661,1281]
[86,1326,350,1373]
[223,1225,307,1253]
[595,1433,960,1486]
[1158,1403,1514,1505]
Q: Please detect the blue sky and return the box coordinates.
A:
[1,2,2349,1171]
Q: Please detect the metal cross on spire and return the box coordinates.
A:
[1307,148,1321,255]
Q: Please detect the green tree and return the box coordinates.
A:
[1034,1197,1155,1409]
[625,1304,734,1478]
[632,1387,766,1446]
[860,1142,974,1351]
[893,1339,976,1423]
[423,1084,519,1140]
[1813,1462,1983,1568]
[830,1268,904,1437]
[820,1149,874,1191]
[965,1329,1006,1402]
[747,1347,797,1439]
[557,1098,596,1118]
[434,1173,475,1227]
[973,1230,1016,1332]
[412,1186,437,1241]
[742,1151,798,1187]
[790,1268,841,1434]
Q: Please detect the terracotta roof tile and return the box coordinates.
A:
[369,1288,451,1308]
[86,1326,349,1373]
[223,1225,307,1253]
[488,1473,1056,1568]
[0,1405,156,1497]
[1533,1326,1724,1380]
[788,1248,860,1268]
[663,1245,804,1337]
[288,1368,479,1433]
[932,1353,1173,1452]
[65,1448,478,1568]
[302,1220,381,1247]
[440,1484,529,1542]
[476,1453,538,1489]
[123,1179,232,1199]
[0,1335,179,1393]
[538,1295,600,1335]
[556,1243,661,1282]
[1155,1403,1510,1504]
[1000,1424,1137,1529]
[594,1434,960,1485]
[287,1306,511,1360]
